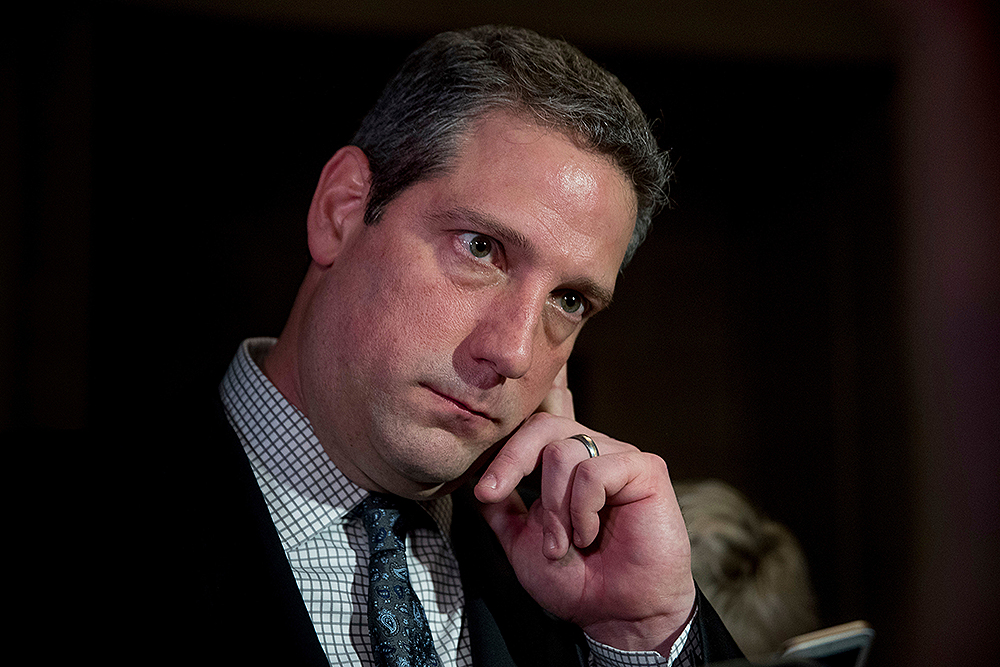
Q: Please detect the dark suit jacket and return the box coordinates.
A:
[167,396,744,666]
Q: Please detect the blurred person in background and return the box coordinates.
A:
[675,479,821,661]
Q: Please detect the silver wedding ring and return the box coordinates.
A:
[569,433,600,458]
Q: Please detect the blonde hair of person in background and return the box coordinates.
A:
[674,479,821,661]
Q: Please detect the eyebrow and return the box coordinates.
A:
[434,206,533,253]
[430,205,616,312]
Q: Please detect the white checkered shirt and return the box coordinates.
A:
[220,338,694,667]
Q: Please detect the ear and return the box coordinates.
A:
[306,145,371,266]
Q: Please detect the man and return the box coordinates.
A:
[189,25,743,667]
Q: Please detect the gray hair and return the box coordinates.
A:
[351,25,671,267]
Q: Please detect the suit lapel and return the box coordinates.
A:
[179,395,329,666]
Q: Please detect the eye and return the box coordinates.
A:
[459,232,497,261]
[557,291,586,315]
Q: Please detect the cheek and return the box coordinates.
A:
[345,255,480,364]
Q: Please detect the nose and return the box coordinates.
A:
[464,289,541,381]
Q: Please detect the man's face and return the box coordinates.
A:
[298,112,637,498]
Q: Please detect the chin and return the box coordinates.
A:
[397,455,475,488]
[386,431,496,490]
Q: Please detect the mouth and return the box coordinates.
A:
[421,383,498,422]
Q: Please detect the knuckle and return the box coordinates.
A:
[524,410,559,429]
[491,447,524,472]
[643,451,669,474]
[572,459,601,486]
[543,439,579,467]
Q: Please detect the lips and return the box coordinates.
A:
[421,383,497,422]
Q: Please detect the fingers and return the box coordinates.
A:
[475,411,661,562]
[535,363,575,420]
[474,412,585,503]
[473,413,596,560]
[568,451,666,548]
[479,442,668,566]
[539,437,590,558]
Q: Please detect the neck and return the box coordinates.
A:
[261,264,324,415]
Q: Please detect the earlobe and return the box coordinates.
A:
[306,146,371,266]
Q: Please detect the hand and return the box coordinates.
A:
[474,411,696,655]
[534,363,575,420]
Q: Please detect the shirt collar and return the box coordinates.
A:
[220,337,453,546]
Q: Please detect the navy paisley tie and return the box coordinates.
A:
[360,493,439,667]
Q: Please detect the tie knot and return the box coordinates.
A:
[359,493,409,553]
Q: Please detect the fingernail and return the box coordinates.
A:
[544,529,557,554]
[480,472,498,490]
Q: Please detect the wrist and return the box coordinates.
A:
[583,598,697,657]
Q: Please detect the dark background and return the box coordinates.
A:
[3,2,998,666]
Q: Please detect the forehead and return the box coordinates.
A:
[442,113,637,284]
